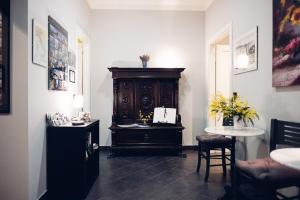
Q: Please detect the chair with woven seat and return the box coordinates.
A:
[236,119,300,200]
[196,134,232,181]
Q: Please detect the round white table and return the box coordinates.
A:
[205,126,265,137]
[205,126,265,200]
[270,148,300,170]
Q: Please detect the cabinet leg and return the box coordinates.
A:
[179,153,187,158]
[107,151,115,159]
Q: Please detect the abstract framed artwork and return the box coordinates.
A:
[69,69,75,83]
[48,16,68,91]
[32,19,48,67]
[233,27,258,75]
[273,0,300,87]
[0,0,10,113]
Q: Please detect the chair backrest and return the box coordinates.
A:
[270,119,300,151]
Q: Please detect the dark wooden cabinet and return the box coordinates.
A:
[47,120,99,200]
[108,67,185,155]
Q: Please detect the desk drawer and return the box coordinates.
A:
[113,131,180,146]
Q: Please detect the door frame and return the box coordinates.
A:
[206,23,233,126]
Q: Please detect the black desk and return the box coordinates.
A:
[47,120,99,200]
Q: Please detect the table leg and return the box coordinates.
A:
[217,136,237,200]
[231,136,237,200]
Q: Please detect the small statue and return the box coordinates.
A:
[139,110,153,125]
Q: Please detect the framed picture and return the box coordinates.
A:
[68,50,76,68]
[233,27,258,75]
[69,69,75,83]
[32,19,48,67]
[48,16,68,91]
[0,0,10,113]
[273,0,300,87]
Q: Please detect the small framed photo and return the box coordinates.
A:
[69,70,75,83]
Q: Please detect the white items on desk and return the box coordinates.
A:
[153,107,176,124]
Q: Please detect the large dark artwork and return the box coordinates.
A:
[273,0,300,87]
[0,0,10,113]
[48,16,68,91]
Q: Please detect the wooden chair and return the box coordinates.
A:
[236,119,300,200]
[196,118,233,182]
[196,134,232,181]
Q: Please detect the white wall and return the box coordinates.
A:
[0,0,29,199]
[91,10,205,146]
[205,0,300,159]
[27,0,91,199]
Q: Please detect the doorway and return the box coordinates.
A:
[207,24,232,126]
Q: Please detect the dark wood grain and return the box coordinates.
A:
[108,67,185,155]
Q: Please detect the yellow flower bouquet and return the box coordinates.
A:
[209,93,259,126]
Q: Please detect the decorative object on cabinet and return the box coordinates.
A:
[46,112,70,126]
[47,120,99,200]
[32,19,48,67]
[48,16,68,91]
[233,26,258,75]
[153,107,177,124]
[0,0,10,113]
[79,112,92,122]
[69,69,75,83]
[209,92,259,127]
[108,67,185,156]
[138,110,153,125]
[139,54,150,68]
[273,1,300,87]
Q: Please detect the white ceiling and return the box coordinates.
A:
[86,0,215,11]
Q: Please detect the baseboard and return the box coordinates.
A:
[38,191,48,200]
[99,145,197,151]
[99,146,111,151]
[182,145,197,150]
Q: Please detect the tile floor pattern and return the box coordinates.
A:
[85,150,229,200]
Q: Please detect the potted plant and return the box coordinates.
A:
[209,93,259,127]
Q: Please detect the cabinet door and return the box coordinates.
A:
[117,80,135,123]
[159,80,175,108]
[135,79,157,117]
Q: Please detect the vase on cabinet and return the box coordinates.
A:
[142,61,148,68]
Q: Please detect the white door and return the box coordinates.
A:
[215,45,231,98]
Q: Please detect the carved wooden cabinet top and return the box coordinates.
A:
[108,67,185,79]
[108,67,185,125]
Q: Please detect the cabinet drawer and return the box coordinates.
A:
[114,131,180,145]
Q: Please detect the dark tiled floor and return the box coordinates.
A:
[85,150,229,200]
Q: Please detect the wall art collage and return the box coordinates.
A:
[32,15,76,91]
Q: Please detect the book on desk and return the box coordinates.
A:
[153,107,177,124]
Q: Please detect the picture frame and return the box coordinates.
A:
[272,0,300,87]
[48,16,68,91]
[32,19,48,67]
[0,0,10,113]
[69,69,75,83]
[233,26,258,75]
[68,50,76,69]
